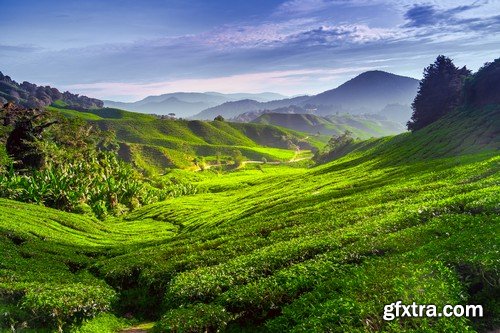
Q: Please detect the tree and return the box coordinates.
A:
[231,149,244,167]
[214,115,225,121]
[407,55,470,131]
[1,102,58,170]
[313,130,354,164]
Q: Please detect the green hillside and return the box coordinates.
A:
[47,105,322,173]
[253,112,405,139]
[0,102,498,332]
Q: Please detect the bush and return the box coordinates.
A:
[21,283,116,332]
[156,303,232,333]
[313,130,355,163]
[70,313,129,333]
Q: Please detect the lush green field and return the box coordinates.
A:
[0,104,498,332]
[47,104,322,173]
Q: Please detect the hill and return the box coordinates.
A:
[378,103,413,123]
[47,104,320,173]
[192,95,310,120]
[0,71,102,109]
[104,92,288,118]
[252,112,405,139]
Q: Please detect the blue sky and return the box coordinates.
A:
[1,0,499,101]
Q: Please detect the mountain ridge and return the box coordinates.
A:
[191,70,418,121]
[104,92,289,117]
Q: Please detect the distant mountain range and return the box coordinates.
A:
[104,92,288,118]
[251,112,405,139]
[192,96,310,120]
[1,69,419,127]
[191,71,419,122]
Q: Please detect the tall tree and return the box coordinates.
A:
[407,55,470,131]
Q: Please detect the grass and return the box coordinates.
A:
[48,104,321,172]
[0,104,498,332]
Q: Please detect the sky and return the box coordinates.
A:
[1,0,499,101]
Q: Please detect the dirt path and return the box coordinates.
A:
[198,148,311,171]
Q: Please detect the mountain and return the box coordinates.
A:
[0,71,102,109]
[306,70,419,115]
[192,95,310,120]
[193,71,418,122]
[252,112,405,139]
[378,103,413,124]
[104,92,288,118]
[232,105,310,122]
[105,97,211,117]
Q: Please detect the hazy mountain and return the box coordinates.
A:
[378,103,413,124]
[306,71,419,115]
[232,105,311,122]
[104,92,288,117]
[193,71,418,121]
[252,112,405,139]
[192,95,310,120]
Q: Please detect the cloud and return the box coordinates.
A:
[274,0,334,16]
[0,44,42,53]
[64,67,376,100]
[285,24,397,47]
[404,3,483,28]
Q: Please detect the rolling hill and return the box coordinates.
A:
[192,96,310,120]
[47,104,321,173]
[1,59,499,333]
[1,100,498,332]
[252,112,405,139]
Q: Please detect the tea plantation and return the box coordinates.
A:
[0,102,498,332]
[46,104,324,173]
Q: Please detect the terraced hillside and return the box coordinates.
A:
[47,105,323,173]
[1,102,498,332]
[252,113,405,139]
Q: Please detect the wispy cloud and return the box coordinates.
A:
[0,44,42,53]
[65,67,377,100]
[404,3,480,27]
[274,0,337,16]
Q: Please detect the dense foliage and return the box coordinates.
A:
[463,58,500,107]
[0,72,103,109]
[0,103,178,218]
[407,55,470,131]
[313,130,355,163]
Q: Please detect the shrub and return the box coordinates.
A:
[156,303,232,333]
